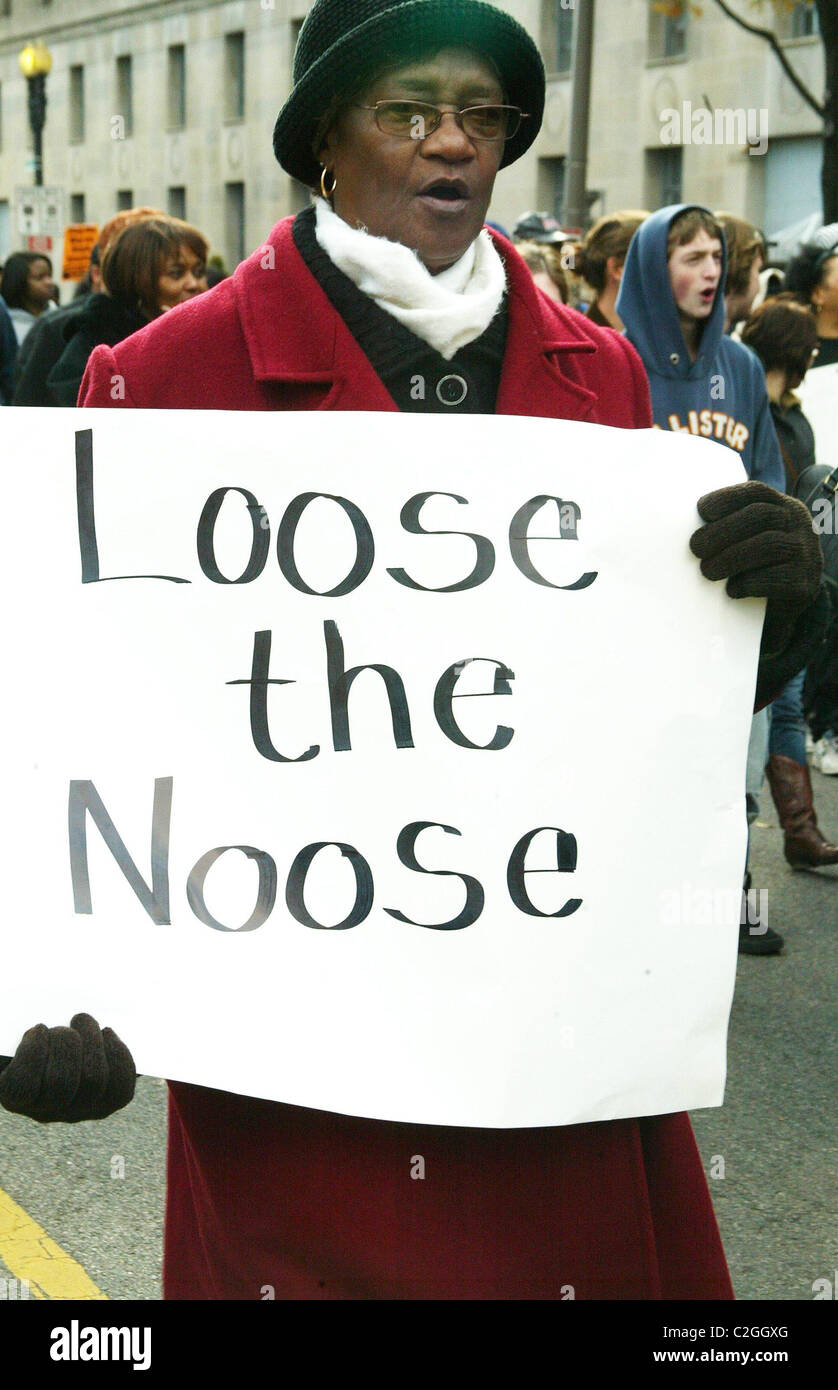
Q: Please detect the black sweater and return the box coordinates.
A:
[292,206,507,414]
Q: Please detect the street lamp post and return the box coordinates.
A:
[564,0,596,233]
[18,41,53,188]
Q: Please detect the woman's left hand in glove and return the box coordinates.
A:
[689,481,823,654]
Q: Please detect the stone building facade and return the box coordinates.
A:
[0,0,825,275]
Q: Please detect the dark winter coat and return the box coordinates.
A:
[45,293,146,408]
[0,298,17,405]
[770,395,817,491]
[12,299,88,406]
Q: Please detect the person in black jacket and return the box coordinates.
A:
[12,297,90,407]
[0,297,17,404]
[741,295,838,870]
[44,214,208,407]
[13,213,207,408]
[12,207,164,407]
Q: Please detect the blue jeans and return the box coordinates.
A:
[768,671,807,766]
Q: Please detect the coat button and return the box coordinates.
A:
[670,352,679,365]
[436,374,468,406]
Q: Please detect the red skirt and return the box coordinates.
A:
[163,1082,733,1300]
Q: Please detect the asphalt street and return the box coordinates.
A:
[690,762,838,1302]
[0,769,836,1302]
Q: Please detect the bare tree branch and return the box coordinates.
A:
[707,0,825,115]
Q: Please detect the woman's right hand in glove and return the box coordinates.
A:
[0,1013,136,1122]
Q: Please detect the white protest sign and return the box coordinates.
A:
[0,410,760,1129]
[798,364,838,469]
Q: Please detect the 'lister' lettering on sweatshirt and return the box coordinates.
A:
[665,410,750,452]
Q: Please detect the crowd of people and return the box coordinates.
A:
[6,189,833,954]
[0,0,834,1302]
[0,210,218,407]
[496,202,838,955]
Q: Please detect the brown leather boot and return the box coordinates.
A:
[766,754,838,869]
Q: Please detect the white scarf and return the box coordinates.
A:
[314,197,506,361]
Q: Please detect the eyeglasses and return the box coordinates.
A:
[354,100,528,142]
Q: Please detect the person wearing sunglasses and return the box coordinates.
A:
[12,0,824,1304]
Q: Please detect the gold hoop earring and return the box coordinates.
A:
[320,167,337,199]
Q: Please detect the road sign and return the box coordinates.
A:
[15,186,63,238]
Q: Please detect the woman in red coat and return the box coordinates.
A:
[1,0,824,1300]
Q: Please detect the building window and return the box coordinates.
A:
[537,156,566,223]
[764,135,821,233]
[168,185,186,219]
[116,189,133,211]
[541,0,575,76]
[647,2,688,62]
[791,2,819,38]
[0,2,10,18]
[70,192,86,223]
[646,146,683,207]
[224,31,245,121]
[0,81,3,151]
[168,44,186,128]
[225,182,245,267]
[290,18,304,57]
[70,65,85,143]
[116,55,133,137]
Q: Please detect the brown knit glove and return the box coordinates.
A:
[690,482,823,656]
[0,1014,136,1123]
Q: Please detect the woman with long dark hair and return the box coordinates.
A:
[0,252,56,345]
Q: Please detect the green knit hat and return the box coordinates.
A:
[273,0,545,189]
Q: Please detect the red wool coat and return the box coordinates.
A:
[80,219,733,1300]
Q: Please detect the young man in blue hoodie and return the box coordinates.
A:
[617,204,784,490]
[618,204,788,955]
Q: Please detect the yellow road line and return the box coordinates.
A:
[0,1185,108,1300]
